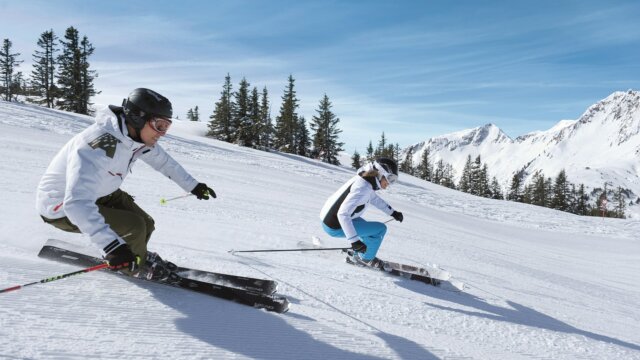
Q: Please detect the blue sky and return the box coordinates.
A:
[2,0,639,152]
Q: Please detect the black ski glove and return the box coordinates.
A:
[105,243,140,272]
[191,183,216,200]
[391,211,404,222]
[351,240,367,253]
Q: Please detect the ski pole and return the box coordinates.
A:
[0,263,110,294]
[160,193,193,205]
[229,247,350,254]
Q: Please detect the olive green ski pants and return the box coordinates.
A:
[41,189,155,261]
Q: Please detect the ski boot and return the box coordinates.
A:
[346,250,385,270]
[136,252,178,282]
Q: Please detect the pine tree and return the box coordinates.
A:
[400,147,415,175]
[79,35,98,114]
[478,164,491,197]
[375,132,387,157]
[508,173,523,202]
[233,77,253,146]
[441,163,456,189]
[433,159,444,185]
[458,155,473,193]
[469,156,481,195]
[57,27,97,114]
[551,169,570,212]
[393,143,401,162]
[246,87,259,146]
[273,75,299,153]
[351,150,362,169]
[490,177,503,199]
[295,116,310,156]
[30,30,58,107]
[310,94,344,164]
[614,186,626,218]
[208,74,234,141]
[193,106,200,121]
[186,108,195,121]
[531,172,547,207]
[574,184,588,215]
[258,86,272,149]
[0,38,23,101]
[416,147,432,181]
[366,141,374,162]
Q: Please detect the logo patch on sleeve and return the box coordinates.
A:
[88,133,121,158]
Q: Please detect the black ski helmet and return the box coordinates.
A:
[374,157,399,183]
[122,88,173,130]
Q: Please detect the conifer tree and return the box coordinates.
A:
[400,147,415,175]
[490,177,503,199]
[258,86,272,149]
[233,77,253,146]
[186,108,195,121]
[245,87,260,146]
[551,169,570,211]
[57,27,97,114]
[193,106,200,121]
[441,163,456,189]
[310,94,344,164]
[208,74,234,141]
[375,132,387,157]
[30,30,58,107]
[479,163,491,197]
[366,141,374,162]
[351,150,362,169]
[416,147,432,181]
[0,38,23,101]
[508,173,523,202]
[531,173,547,207]
[458,155,473,193]
[614,186,626,218]
[273,75,299,153]
[433,159,444,185]
[295,116,310,156]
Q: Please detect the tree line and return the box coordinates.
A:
[1,27,98,115]
[386,146,629,218]
[206,74,344,165]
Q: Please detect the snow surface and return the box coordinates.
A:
[0,101,639,360]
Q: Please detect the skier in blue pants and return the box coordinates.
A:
[319,158,404,267]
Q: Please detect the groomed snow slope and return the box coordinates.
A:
[0,101,638,359]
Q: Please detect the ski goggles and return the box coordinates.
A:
[374,161,398,184]
[149,117,172,134]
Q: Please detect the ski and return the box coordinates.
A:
[344,250,464,292]
[37,244,289,313]
[174,267,277,294]
[43,239,277,294]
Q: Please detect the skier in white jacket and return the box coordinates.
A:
[36,88,215,279]
[320,157,404,267]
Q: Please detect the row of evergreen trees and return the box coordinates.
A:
[390,147,628,218]
[206,74,344,165]
[1,27,98,114]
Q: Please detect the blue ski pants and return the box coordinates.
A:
[322,218,387,260]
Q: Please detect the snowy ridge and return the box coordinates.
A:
[0,100,638,359]
[405,90,640,207]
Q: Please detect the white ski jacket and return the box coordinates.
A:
[320,175,395,243]
[36,106,199,256]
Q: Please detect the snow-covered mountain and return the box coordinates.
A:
[0,101,639,359]
[404,90,640,200]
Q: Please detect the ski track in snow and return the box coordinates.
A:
[0,101,639,359]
